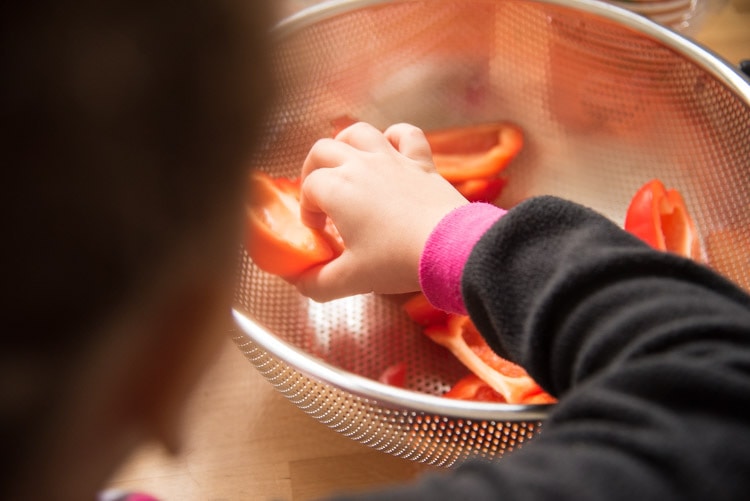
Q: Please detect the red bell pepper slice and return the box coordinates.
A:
[245,171,342,279]
[423,314,553,404]
[330,116,523,184]
[522,390,559,405]
[443,373,506,402]
[624,179,701,259]
[330,114,357,137]
[402,292,449,327]
[378,362,408,388]
[452,176,507,203]
[427,122,524,183]
[443,373,556,404]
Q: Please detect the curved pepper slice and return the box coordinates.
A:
[444,373,556,404]
[378,362,408,388]
[624,179,701,260]
[452,176,507,203]
[330,116,523,185]
[443,374,506,402]
[427,122,524,183]
[403,292,450,326]
[424,314,554,404]
[245,171,342,279]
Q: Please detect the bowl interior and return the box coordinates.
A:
[236,0,750,398]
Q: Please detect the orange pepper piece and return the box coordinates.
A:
[427,122,524,183]
[443,373,507,402]
[624,179,701,260]
[330,116,523,185]
[245,171,342,279]
[424,314,553,404]
[378,362,408,388]
[403,292,450,326]
[444,373,556,404]
[452,176,507,203]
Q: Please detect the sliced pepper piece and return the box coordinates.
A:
[330,116,523,184]
[443,373,556,404]
[403,292,449,327]
[423,314,550,404]
[378,362,408,388]
[453,176,507,203]
[443,374,506,402]
[427,122,523,183]
[245,170,342,279]
[522,391,558,405]
[330,114,357,137]
[624,179,701,260]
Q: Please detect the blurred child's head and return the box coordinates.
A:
[1,2,274,498]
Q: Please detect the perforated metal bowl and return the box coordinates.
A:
[232,0,750,466]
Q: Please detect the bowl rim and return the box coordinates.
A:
[233,308,553,421]
[275,0,750,101]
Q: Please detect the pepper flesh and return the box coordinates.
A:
[443,373,506,402]
[403,292,450,326]
[424,314,554,404]
[444,373,556,404]
[453,176,507,203]
[378,362,408,388]
[624,178,701,260]
[427,122,523,183]
[245,171,342,278]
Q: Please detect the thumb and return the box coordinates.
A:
[294,251,369,303]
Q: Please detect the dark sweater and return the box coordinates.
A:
[333,196,750,500]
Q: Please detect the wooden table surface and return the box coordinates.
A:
[108,3,750,500]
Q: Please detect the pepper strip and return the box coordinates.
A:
[624,178,701,259]
[428,122,524,183]
[424,314,548,403]
[331,116,523,185]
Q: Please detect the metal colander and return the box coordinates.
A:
[232,0,750,467]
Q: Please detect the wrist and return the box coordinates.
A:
[418,203,506,314]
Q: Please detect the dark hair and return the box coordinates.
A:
[0,1,274,492]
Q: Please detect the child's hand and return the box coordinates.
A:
[294,122,468,302]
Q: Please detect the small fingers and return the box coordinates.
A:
[334,121,391,152]
[298,169,330,230]
[300,137,356,181]
[294,251,367,302]
[383,123,434,166]
[299,138,362,229]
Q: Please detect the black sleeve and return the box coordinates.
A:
[329,196,750,501]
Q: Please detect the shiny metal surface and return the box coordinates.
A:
[233,0,750,466]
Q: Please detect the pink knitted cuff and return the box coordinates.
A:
[419,203,506,314]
